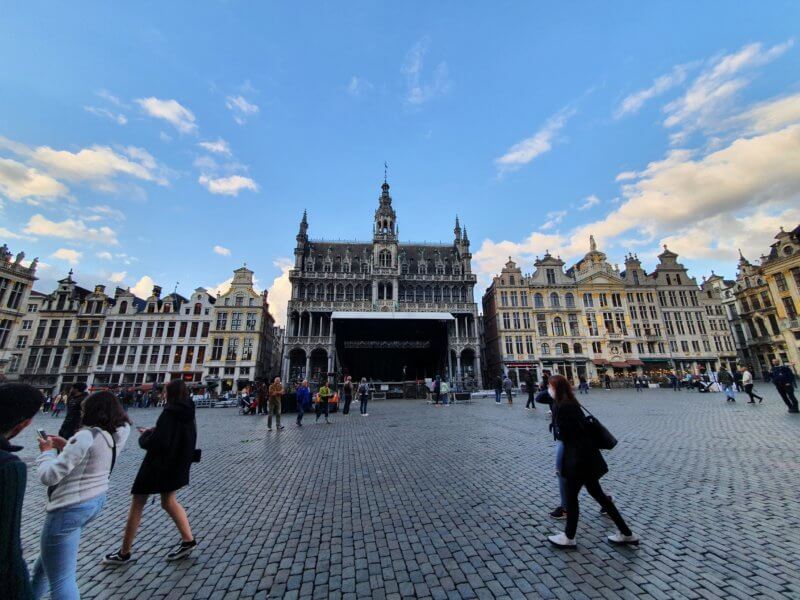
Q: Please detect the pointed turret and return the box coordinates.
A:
[454,215,462,241]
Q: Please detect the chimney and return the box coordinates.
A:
[152,285,162,298]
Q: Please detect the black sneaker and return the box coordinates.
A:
[102,551,132,566]
[549,507,567,520]
[277,425,285,430]
[166,539,197,561]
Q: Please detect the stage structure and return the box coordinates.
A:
[282,178,481,391]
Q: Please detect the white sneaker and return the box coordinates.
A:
[525,407,530,411]
[607,532,639,546]
[363,413,369,416]
[548,533,576,548]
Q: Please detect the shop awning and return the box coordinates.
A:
[610,361,629,368]
[592,359,609,365]
[332,311,454,321]
[627,359,645,366]
[641,358,671,363]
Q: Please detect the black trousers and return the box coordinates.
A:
[343,396,352,414]
[775,384,799,410]
[315,401,329,420]
[525,393,536,409]
[744,384,762,402]
[564,477,631,540]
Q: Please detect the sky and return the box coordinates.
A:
[2,2,800,325]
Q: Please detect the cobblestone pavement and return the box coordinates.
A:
[17,386,800,599]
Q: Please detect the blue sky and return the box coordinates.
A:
[2,2,799,324]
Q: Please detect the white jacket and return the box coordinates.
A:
[37,424,130,511]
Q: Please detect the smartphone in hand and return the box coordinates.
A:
[36,428,48,440]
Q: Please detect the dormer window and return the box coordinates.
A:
[235,295,244,307]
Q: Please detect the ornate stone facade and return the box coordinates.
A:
[283,180,481,387]
[0,243,38,377]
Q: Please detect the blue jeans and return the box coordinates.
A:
[360,396,368,414]
[32,494,106,600]
[555,441,566,508]
[494,390,501,403]
[723,385,735,399]
[296,401,307,424]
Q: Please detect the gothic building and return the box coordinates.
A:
[283,180,481,387]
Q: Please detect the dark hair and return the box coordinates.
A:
[81,391,131,434]
[166,379,190,406]
[0,383,44,433]
[548,375,578,407]
[71,382,88,394]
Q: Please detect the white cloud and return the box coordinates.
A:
[159,131,172,142]
[615,64,691,118]
[267,258,293,327]
[0,157,70,203]
[197,138,231,155]
[540,210,567,231]
[579,194,601,211]
[213,245,231,256]
[95,90,127,107]
[136,97,198,134]
[130,275,156,298]
[87,204,126,220]
[207,277,233,297]
[347,76,374,97]
[473,231,566,289]
[109,271,127,283]
[25,214,119,245]
[97,251,113,260]
[51,248,82,265]
[0,227,27,240]
[402,37,453,105]
[84,106,127,125]
[732,92,800,135]
[664,40,793,143]
[495,107,576,173]
[225,95,259,125]
[199,174,258,196]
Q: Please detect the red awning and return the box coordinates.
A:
[627,359,645,366]
[610,361,630,368]
[592,359,609,365]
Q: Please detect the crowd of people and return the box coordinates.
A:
[0,379,200,599]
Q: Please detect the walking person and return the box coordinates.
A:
[256,382,267,415]
[578,375,589,395]
[1,383,44,600]
[433,376,441,405]
[267,377,284,431]
[440,379,450,406]
[546,375,638,549]
[51,393,65,418]
[739,366,763,404]
[316,380,332,423]
[494,376,503,404]
[102,379,198,566]
[503,375,513,405]
[525,374,537,410]
[358,378,370,416]
[717,367,736,402]
[604,374,612,390]
[34,392,131,596]
[57,383,89,440]
[634,376,643,393]
[296,380,311,426]
[770,359,798,413]
[342,376,354,415]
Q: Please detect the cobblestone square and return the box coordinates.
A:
[18,388,800,599]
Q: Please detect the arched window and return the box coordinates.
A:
[573,342,583,354]
[379,249,391,267]
[345,284,354,301]
[534,293,544,308]
[553,317,565,336]
[119,301,128,314]
[541,343,550,355]
[550,292,560,307]
[335,284,344,301]
[565,293,575,308]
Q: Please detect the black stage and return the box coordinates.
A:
[334,316,449,381]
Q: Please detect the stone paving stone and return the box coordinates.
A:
[15,389,800,598]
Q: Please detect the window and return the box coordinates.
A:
[549,293,560,308]
[179,322,188,337]
[502,312,511,329]
[783,297,797,318]
[565,293,575,308]
[510,292,518,307]
[505,336,513,355]
[622,341,632,353]
[15,335,27,349]
[569,314,580,336]
[522,313,531,329]
[22,320,32,330]
[573,342,582,354]
[216,313,228,330]
[541,343,550,355]
[611,293,622,308]
[614,313,627,335]
[235,295,244,307]
[552,317,564,336]
[226,338,239,361]
[520,291,528,307]
[525,335,535,354]
[512,312,521,329]
[211,338,223,361]
[197,346,206,363]
[586,313,599,336]
[190,322,198,338]
[173,346,183,364]
[515,335,524,355]
[546,269,556,285]
[599,294,608,307]
[537,314,548,336]
[27,303,38,313]
[201,322,210,337]
[231,313,242,331]
[140,346,149,365]
[583,293,594,308]
[592,341,602,353]
[379,249,392,267]
[534,293,544,308]
[603,312,614,334]
[500,291,508,307]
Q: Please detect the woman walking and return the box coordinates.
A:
[33,391,131,599]
[546,375,639,549]
[358,378,370,416]
[740,366,763,404]
[342,376,354,415]
[102,379,198,565]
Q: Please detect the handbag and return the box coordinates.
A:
[580,405,617,450]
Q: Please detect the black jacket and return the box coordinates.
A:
[58,392,87,440]
[0,436,33,600]
[553,403,608,482]
[131,401,197,494]
[770,365,796,387]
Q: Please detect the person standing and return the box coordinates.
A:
[525,374,537,410]
[577,375,589,395]
[433,376,441,405]
[440,379,450,406]
[342,376,354,415]
[546,375,638,549]
[0,383,43,600]
[358,378,370,416]
[770,359,798,413]
[103,379,198,566]
[739,367,763,404]
[604,374,612,390]
[634,376,643,393]
[717,367,736,402]
[267,377,284,431]
[57,383,88,440]
[296,380,311,426]
[503,375,513,405]
[256,382,267,415]
[493,376,503,405]
[34,392,131,595]
[51,393,65,418]
[316,380,332,423]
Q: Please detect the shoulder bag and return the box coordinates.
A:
[579,405,617,451]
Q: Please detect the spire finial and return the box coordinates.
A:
[384,161,388,184]
[589,235,597,252]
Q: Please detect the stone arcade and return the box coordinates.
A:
[282,180,481,389]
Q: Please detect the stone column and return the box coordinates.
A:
[282,355,290,382]
[305,353,311,379]
[455,316,460,340]
[456,354,462,382]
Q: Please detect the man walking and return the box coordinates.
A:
[1,383,43,600]
[493,376,503,405]
[717,366,736,402]
[296,380,311,426]
[267,377,284,430]
[525,373,537,409]
[503,375,513,405]
[316,380,332,423]
[770,359,798,413]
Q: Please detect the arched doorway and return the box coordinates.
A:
[310,348,328,384]
[288,348,307,383]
